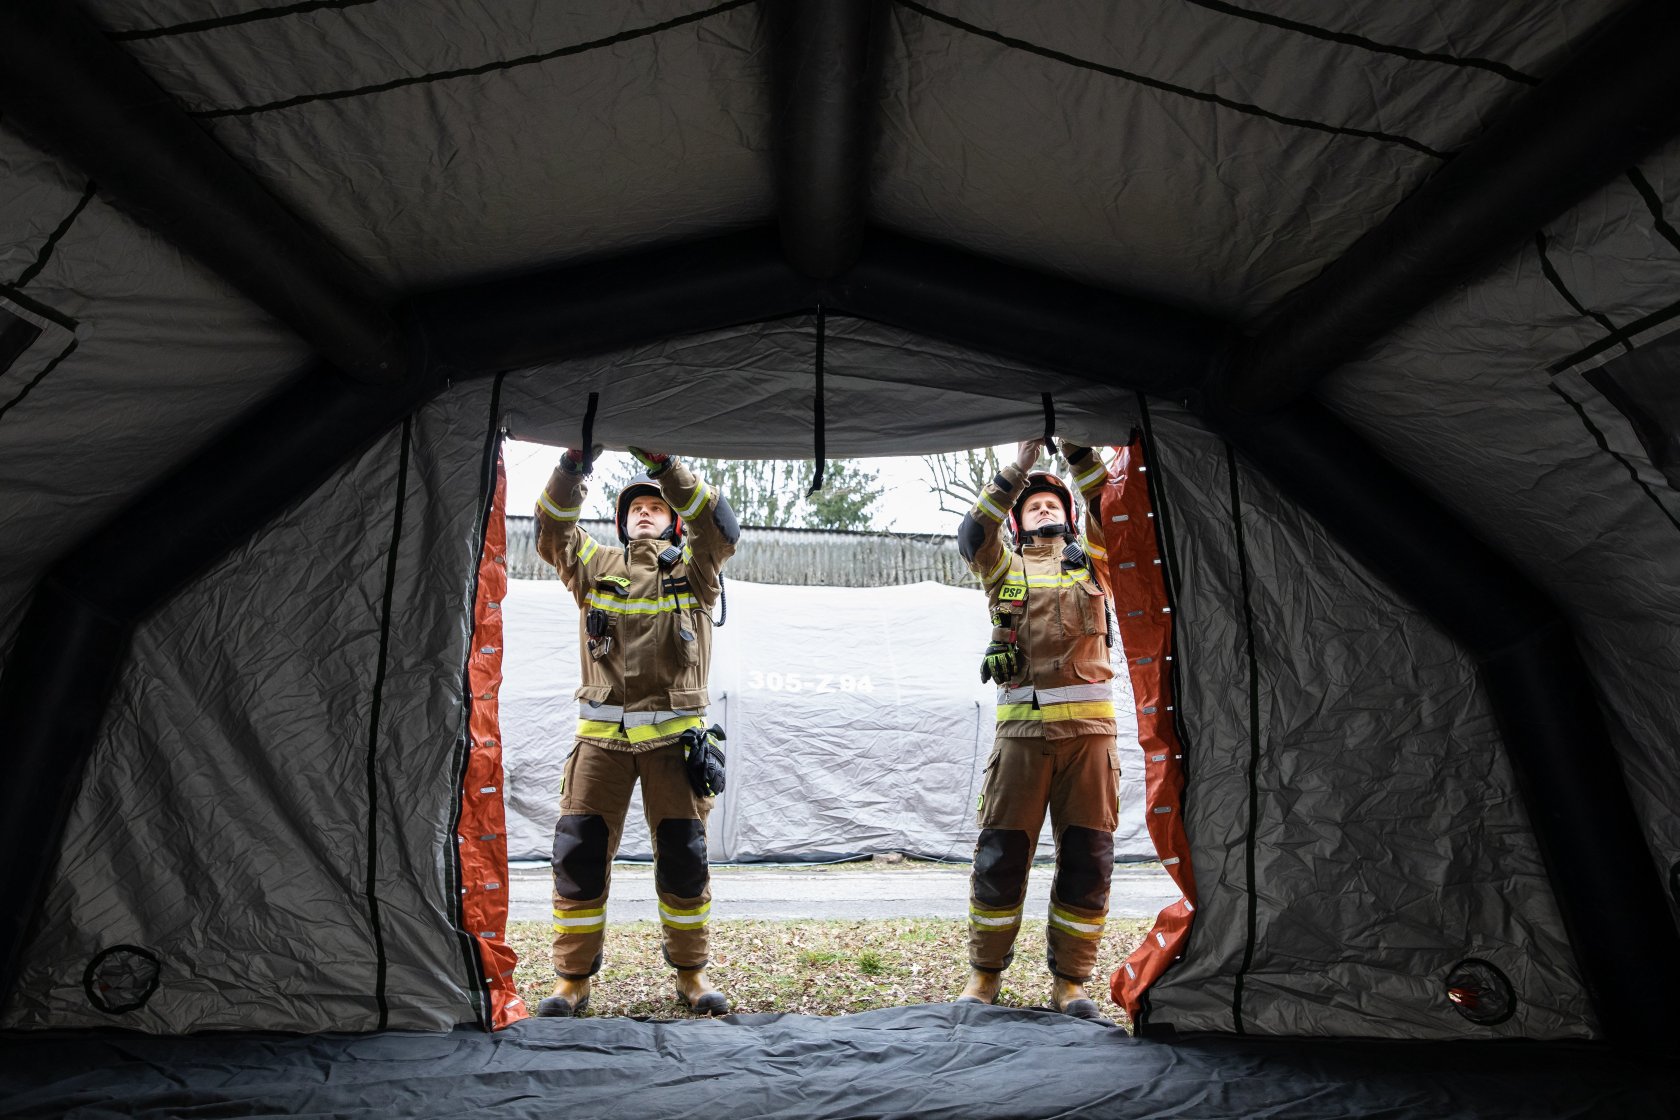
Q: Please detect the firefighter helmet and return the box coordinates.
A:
[1008,470,1075,546]
[616,473,682,545]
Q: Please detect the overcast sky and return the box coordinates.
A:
[502,439,1000,533]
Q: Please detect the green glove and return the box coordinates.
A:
[980,641,1020,683]
[626,446,671,476]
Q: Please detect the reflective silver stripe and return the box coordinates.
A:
[622,708,700,728]
[1073,460,1105,490]
[975,492,1006,522]
[580,701,624,721]
[578,535,599,562]
[984,549,1011,585]
[659,901,711,926]
[998,685,1034,705]
[675,482,710,519]
[538,491,580,521]
[1048,906,1105,935]
[1036,682,1112,704]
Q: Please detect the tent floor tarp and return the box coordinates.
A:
[4,1007,1675,1119]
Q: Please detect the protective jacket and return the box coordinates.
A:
[958,447,1116,741]
[535,459,738,751]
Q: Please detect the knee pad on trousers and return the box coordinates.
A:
[1054,824,1115,911]
[655,818,709,899]
[552,814,609,900]
[973,828,1032,908]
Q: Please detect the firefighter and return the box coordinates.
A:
[533,446,740,1018]
[954,438,1119,1023]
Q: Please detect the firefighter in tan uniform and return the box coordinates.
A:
[532,446,740,1018]
[955,438,1119,1022]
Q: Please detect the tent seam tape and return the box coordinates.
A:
[893,0,1451,159]
[109,0,379,41]
[362,414,410,1030]
[190,0,755,118]
[1224,443,1262,1035]
[11,182,96,291]
[1546,381,1680,536]
[0,338,78,423]
[1535,230,1629,354]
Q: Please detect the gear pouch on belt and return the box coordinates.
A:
[679,724,727,798]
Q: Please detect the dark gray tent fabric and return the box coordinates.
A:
[1138,404,1590,1040]
[3,385,499,1033]
[1319,150,1680,922]
[5,1008,1678,1120]
[2,0,1680,1078]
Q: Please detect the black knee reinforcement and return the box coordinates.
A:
[973,828,1032,908]
[655,817,709,899]
[1054,825,1114,911]
[552,814,609,900]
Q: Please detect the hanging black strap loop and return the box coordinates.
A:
[580,391,599,475]
[1041,392,1058,457]
[808,305,827,495]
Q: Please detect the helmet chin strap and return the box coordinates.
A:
[1027,521,1072,539]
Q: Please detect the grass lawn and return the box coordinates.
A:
[508,917,1151,1026]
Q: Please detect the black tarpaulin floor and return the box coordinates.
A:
[3,1003,1676,1119]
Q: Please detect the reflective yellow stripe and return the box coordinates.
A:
[1073,460,1106,491]
[1049,906,1105,940]
[1039,701,1116,722]
[625,714,705,744]
[578,534,599,562]
[975,492,1006,522]
[969,904,1023,927]
[584,592,699,614]
[675,482,710,519]
[539,491,580,521]
[1024,572,1090,588]
[577,719,630,741]
[996,701,1113,723]
[659,900,711,927]
[984,549,1011,586]
[553,906,607,934]
[1081,535,1107,559]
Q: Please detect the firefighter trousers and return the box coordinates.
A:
[968,732,1119,982]
[550,739,713,978]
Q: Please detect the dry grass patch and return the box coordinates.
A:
[509,917,1150,1026]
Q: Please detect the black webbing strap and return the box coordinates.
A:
[580,391,599,474]
[808,305,827,494]
[1041,392,1058,457]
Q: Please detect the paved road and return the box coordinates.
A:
[507,862,1182,923]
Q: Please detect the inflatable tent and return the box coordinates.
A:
[3,1,1680,1115]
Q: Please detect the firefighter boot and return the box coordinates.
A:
[675,966,729,1016]
[956,968,1002,1005]
[1050,976,1114,1025]
[536,975,591,1018]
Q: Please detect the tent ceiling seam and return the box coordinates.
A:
[1179,0,1540,85]
[1546,381,1680,537]
[1623,168,1680,257]
[109,0,380,42]
[187,0,755,119]
[9,180,95,290]
[0,336,75,423]
[893,0,1452,160]
[1535,230,1630,353]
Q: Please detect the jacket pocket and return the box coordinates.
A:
[575,684,614,707]
[667,687,708,712]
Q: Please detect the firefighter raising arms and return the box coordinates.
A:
[955,438,1121,1025]
[533,446,740,1018]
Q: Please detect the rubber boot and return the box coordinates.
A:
[675,967,729,1016]
[956,968,1002,1005]
[1050,976,1114,1025]
[536,976,591,1018]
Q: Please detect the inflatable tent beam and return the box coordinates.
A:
[1208,399,1680,1051]
[1211,0,1680,413]
[766,0,886,279]
[416,226,1225,395]
[0,0,407,386]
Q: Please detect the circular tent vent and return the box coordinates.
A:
[1444,958,1516,1026]
[82,945,161,1014]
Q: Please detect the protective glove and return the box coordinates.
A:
[980,640,1020,684]
[626,446,671,476]
[559,447,594,474]
[1014,439,1044,474]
